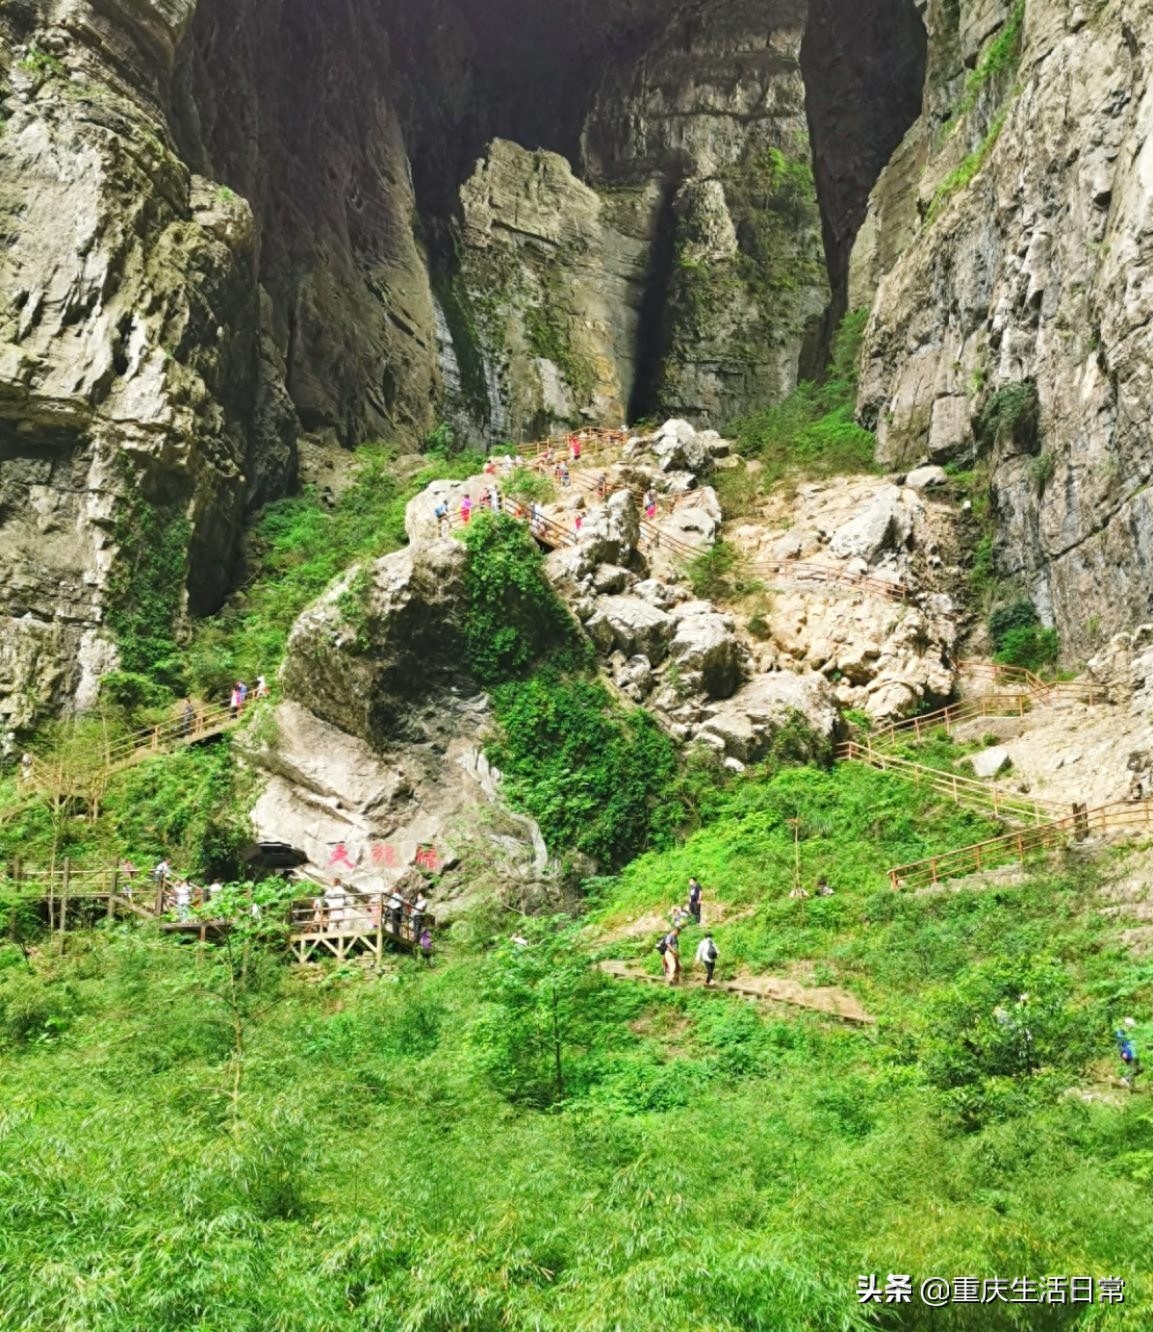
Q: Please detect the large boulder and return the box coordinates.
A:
[694,671,838,763]
[585,595,674,664]
[668,608,744,699]
[281,539,469,746]
[828,484,912,563]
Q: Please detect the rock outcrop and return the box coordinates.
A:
[852,0,1153,653]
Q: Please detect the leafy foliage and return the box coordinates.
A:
[730,309,877,487]
[461,513,581,685]
[489,671,683,870]
[989,600,1060,670]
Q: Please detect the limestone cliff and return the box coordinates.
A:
[852,0,1153,654]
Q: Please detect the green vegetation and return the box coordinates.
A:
[461,514,581,685]
[684,540,741,601]
[1,750,1150,1329]
[489,673,684,871]
[731,309,877,488]
[104,471,190,693]
[186,445,482,698]
[956,0,1027,121]
[931,3,1026,220]
[977,379,1041,454]
[990,599,1061,671]
[20,45,66,78]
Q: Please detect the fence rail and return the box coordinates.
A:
[887,799,1153,891]
[836,740,1066,826]
[866,693,1033,747]
[955,658,1108,706]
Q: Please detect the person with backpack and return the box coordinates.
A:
[1116,1020,1142,1089]
[419,928,434,965]
[695,933,719,986]
[433,499,448,536]
[657,926,681,985]
[688,876,703,925]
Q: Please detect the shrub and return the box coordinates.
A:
[99,671,174,716]
[730,310,877,486]
[685,542,740,601]
[996,626,1060,671]
[989,598,1039,647]
[488,672,683,870]
[976,380,1040,454]
[461,513,580,685]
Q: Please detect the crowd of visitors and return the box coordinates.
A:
[309,879,433,960]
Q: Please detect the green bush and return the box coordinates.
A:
[995,625,1060,671]
[989,598,1039,646]
[461,513,581,685]
[976,380,1040,454]
[731,310,877,486]
[489,672,683,870]
[99,671,175,716]
[685,542,740,601]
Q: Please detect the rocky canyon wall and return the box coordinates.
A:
[0,0,929,728]
[853,0,1153,654]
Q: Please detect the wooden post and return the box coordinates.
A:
[60,858,70,934]
[108,868,118,920]
[47,849,56,932]
[375,894,384,972]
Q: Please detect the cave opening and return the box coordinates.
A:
[628,176,684,425]
[800,0,928,330]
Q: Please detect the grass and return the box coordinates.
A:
[730,309,878,489]
[0,750,1151,1328]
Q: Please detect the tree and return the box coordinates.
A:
[472,917,612,1109]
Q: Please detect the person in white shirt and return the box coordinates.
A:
[411,891,428,942]
[695,934,719,987]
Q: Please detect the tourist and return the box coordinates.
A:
[1117,1019,1141,1089]
[324,879,347,932]
[695,933,719,986]
[644,489,657,520]
[574,513,583,535]
[229,685,241,720]
[688,876,703,925]
[255,676,269,700]
[659,926,681,985]
[173,881,192,922]
[671,903,691,928]
[595,472,607,500]
[152,858,171,886]
[178,697,195,738]
[483,457,497,476]
[119,859,137,898]
[461,494,473,525]
[411,889,428,942]
[434,498,448,535]
[419,927,434,965]
[489,484,501,513]
[238,681,249,709]
[311,896,326,930]
[815,877,835,897]
[387,886,405,936]
[570,434,582,462]
[205,880,223,905]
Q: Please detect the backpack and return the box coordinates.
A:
[1121,1039,1137,1065]
[656,936,668,955]
[706,942,718,963]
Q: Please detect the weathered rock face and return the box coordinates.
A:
[583,0,830,424]
[281,540,471,747]
[852,0,1153,654]
[0,1,294,728]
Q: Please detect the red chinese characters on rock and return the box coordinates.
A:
[414,846,441,872]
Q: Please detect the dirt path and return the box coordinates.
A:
[598,960,875,1025]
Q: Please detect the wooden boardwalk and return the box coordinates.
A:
[288,895,432,964]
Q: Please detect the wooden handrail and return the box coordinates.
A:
[866,693,1033,747]
[955,658,1107,706]
[887,798,1153,891]
[836,740,1065,826]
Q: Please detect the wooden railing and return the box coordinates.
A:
[24,700,242,796]
[836,740,1065,826]
[866,693,1033,747]
[956,658,1108,706]
[887,799,1153,891]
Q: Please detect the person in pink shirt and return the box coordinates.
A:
[460,494,473,525]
